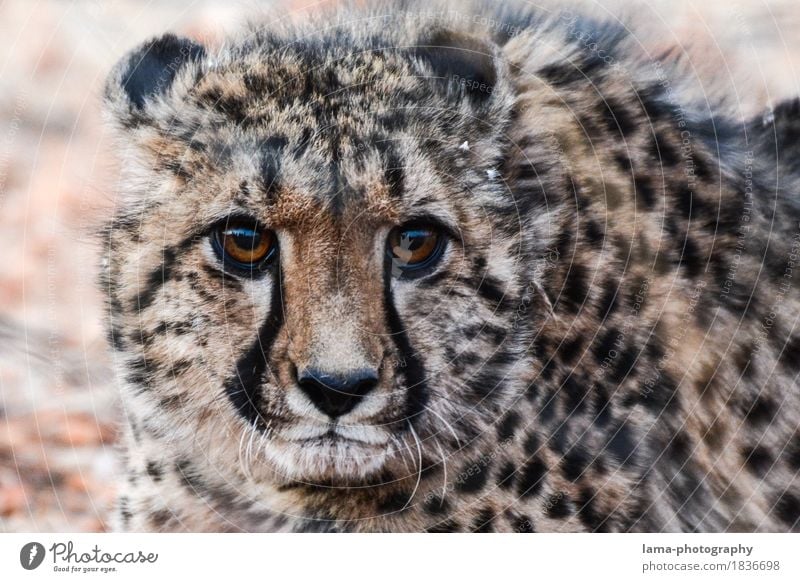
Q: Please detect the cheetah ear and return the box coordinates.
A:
[413,29,501,108]
[104,33,205,127]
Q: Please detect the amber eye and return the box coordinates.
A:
[387,224,445,276]
[213,220,276,271]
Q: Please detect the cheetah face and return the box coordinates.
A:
[103,28,543,485]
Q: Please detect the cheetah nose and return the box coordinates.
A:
[296,367,379,418]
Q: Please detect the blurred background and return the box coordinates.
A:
[0,0,798,532]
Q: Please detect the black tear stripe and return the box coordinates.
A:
[383,258,430,429]
[224,264,284,429]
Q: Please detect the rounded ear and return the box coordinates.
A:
[412,29,500,108]
[104,33,205,127]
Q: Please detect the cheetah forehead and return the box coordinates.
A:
[102,5,521,227]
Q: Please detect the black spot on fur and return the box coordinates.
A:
[614,152,632,171]
[456,458,492,494]
[598,284,618,319]
[125,358,153,393]
[107,325,125,351]
[779,335,800,372]
[773,491,800,528]
[786,438,800,471]
[640,373,680,413]
[471,508,496,533]
[497,461,517,489]
[561,264,590,311]
[650,132,680,166]
[175,459,204,494]
[577,487,609,532]
[743,396,777,425]
[606,423,638,467]
[118,496,133,526]
[414,29,496,106]
[149,509,173,528]
[600,97,637,136]
[517,457,547,498]
[465,368,506,403]
[583,219,604,246]
[562,447,591,482]
[146,461,163,482]
[633,176,656,209]
[560,336,584,365]
[523,431,541,456]
[381,144,405,199]
[539,389,558,424]
[509,513,535,533]
[377,491,412,514]
[638,85,671,121]
[593,328,620,363]
[258,136,288,198]
[563,374,589,414]
[593,386,613,427]
[474,275,514,311]
[613,346,638,384]
[678,236,704,279]
[423,495,450,516]
[497,410,521,441]
[133,235,197,312]
[544,492,572,519]
[742,445,774,475]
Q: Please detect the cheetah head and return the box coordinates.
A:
[101,17,560,489]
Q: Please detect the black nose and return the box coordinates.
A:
[296,367,379,418]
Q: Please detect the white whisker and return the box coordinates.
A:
[402,423,424,511]
[434,437,448,505]
[392,435,413,475]
[424,405,462,449]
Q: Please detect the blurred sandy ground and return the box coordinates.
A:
[0,0,798,532]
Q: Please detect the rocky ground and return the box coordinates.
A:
[0,0,797,532]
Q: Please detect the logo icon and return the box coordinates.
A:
[20,542,46,570]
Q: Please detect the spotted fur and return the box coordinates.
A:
[100,0,800,532]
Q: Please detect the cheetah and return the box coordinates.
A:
[100,0,800,532]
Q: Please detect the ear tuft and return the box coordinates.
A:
[106,33,205,117]
[413,29,498,105]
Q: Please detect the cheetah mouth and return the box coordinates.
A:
[262,422,396,480]
[279,422,392,447]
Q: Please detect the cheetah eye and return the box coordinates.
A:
[212,219,276,271]
[387,223,446,277]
